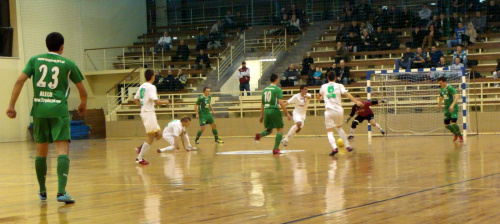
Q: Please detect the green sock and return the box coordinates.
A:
[451,124,462,136]
[274,133,283,149]
[260,130,270,138]
[445,125,455,134]
[195,130,202,141]
[212,129,219,140]
[57,155,70,195]
[35,157,47,192]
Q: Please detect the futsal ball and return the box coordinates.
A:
[337,139,344,147]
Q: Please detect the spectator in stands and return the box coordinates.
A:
[281,64,299,87]
[400,6,416,28]
[452,0,466,13]
[462,13,472,26]
[450,12,462,30]
[422,25,440,49]
[373,27,385,50]
[437,13,451,37]
[211,19,223,34]
[438,56,449,67]
[172,40,189,62]
[360,28,373,52]
[301,53,314,75]
[395,47,414,70]
[327,62,337,74]
[289,14,301,34]
[360,21,374,34]
[335,41,349,63]
[412,47,427,68]
[471,11,487,33]
[492,61,500,87]
[164,70,176,91]
[448,22,466,47]
[195,49,211,73]
[290,4,304,23]
[388,5,400,28]
[238,61,251,96]
[411,26,426,48]
[336,60,351,85]
[465,22,478,45]
[453,44,468,66]
[383,27,399,50]
[309,67,323,86]
[342,1,355,22]
[225,10,235,29]
[337,23,349,41]
[487,1,500,22]
[348,20,361,35]
[234,12,248,31]
[418,3,432,26]
[153,70,162,86]
[196,30,208,51]
[357,0,372,21]
[207,31,222,50]
[427,15,439,29]
[374,6,388,29]
[177,69,187,85]
[450,57,465,70]
[280,13,290,28]
[468,0,481,12]
[346,31,361,53]
[428,46,444,67]
[154,32,172,54]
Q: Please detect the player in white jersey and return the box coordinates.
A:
[157,117,194,152]
[281,85,311,146]
[317,71,363,156]
[134,69,170,165]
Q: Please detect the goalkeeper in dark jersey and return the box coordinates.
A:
[346,95,386,139]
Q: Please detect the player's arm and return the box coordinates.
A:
[75,82,88,116]
[343,92,364,107]
[278,99,292,120]
[6,73,29,118]
[209,104,215,115]
[259,104,264,123]
[154,98,170,106]
[450,92,459,111]
[174,135,180,149]
[180,131,187,149]
[346,105,356,123]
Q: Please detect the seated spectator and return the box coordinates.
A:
[336,23,349,41]
[449,12,462,31]
[464,22,477,45]
[450,57,465,70]
[356,0,372,21]
[412,47,427,68]
[172,40,189,62]
[309,67,323,86]
[234,12,248,30]
[360,28,373,51]
[342,1,355,22]
[280,13,290,28]
[211,19,223,34]
[429,57,449,80]
[207,31,223,50]
[290,4,305,23]
[395,47,414,70]
[487,0,500,22]
[154,32,172,54]
[153,70,162,86]
[335,41,349,63]
[373,27,385,50]
[374,6,388,29]
[336,60,351,85]
[195,49,211,71]
[196,30,208,51]
[360,21,374,34]
[348,20,361,35]
[400,6,415,28]
[437,13,451,37]
[383,27,399,50]
[289,14,301,34]
[411,26,426,48]
[428,46,444,67]
[301,53,314,75]
[388,5,400,28]
[418,3,432,26]
[177,69,187,85]
[345,31,361,53]
[452,44,468,66]
[426,15,439,30]
[422,25,440,49]
[437,56,449,68]
[471,11,486,33]
[224,10,234,29]
[448,22,466,47]
[281,64,299,87]
[492,60,500,87]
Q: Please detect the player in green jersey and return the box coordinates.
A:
[6,32,88,203]
[254,74,292,154]
[194,87,223,144]
[438,77,463,142]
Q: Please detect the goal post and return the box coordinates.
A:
[366,67,470,143]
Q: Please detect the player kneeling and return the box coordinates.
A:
[157,117,196,152]
[346,95,386,139]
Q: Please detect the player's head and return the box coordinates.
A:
[354,94,361,101]
[181,116,191,127]
[299,85,308,94]
[270,73,279,84]
[203,87,211,96]
[437,76,447,87]
[145,69,155,82]
[327,71,336,82]
[46,32,64,53]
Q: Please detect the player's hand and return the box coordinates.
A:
[259,116,263,123]
[164,99,170,105]
[287,113,292,121]
[6,107,16,119]
[438,105,442,110]
[448,106,454,113]
[78,103,87,116]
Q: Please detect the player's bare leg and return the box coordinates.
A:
[137,131,158,165]
[195,125,206,144]
[211,123,223,143]
[335,125,352,152]
[283,122,302,146]
[54,140,74,203]
[326,128,339,156]
[35,143,49,200]
[369,119,385,135]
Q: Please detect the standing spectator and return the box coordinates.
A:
[360,28,373,52]
[492,61,500,87]
[195,49,211,74]
[450,57,465,70]
[336,23,349,41]
[400,6,416,28]
[383,27,400,50]
[422,25,440,48]
[418,3,432,26]
[487,1,500,22]
[411,26,426,48]
[336,60,351,85]
[234,12,248,31]
[281,64,299,87]
[360,21,374,34]
[373,27,385,51]
[453,44,467,66]
[224,10,234,29]
[452,0,466,13]
[395,47,414,70]
[154,32,172,54]
[428,46,444,67]
[342,1,355,22]
[309,67,323,86]
[374,6,388,29]
[237,61,251,96]
[335,41,349,63]
[346,31,361,53]
[301,53,314,75]
[196,30,208,51]
[172,40,189,62]
[465,22,478,45]
[412,47,427,68]
[470,11,487,33]
[357,0,372,21]
[448,22,466,47]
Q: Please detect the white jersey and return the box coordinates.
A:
[134,82,158,113]
[287,93,311,116]
[319,82,348,112]
[163,120,185,137]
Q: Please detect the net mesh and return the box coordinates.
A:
[369,69,474,136]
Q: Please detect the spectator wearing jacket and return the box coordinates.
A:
[336,60,351,85]
[383,27,399,50]
[154,32,172,53]
[172,40,189,62]
[471,11,487,33]
[196,30,208,51]
[281,64,299,87]
[237,61,251,96]
[448,22,466,47]
[428,46,444,67]
[395,47,414,70]
[301,53,314,75]
[453,44,467,66]
[412,47,427,68]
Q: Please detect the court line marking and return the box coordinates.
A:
[216,150,305,155]
[283,171,500,224]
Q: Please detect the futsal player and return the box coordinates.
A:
[157,117,194,152]
[346,95,386,139]
[194,87,224,144]
[281,85,311,146]
[437,77,463,142]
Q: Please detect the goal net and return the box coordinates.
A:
[367,68,473,142]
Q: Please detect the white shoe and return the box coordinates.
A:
[281,138,288,147]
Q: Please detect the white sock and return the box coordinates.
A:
[350,127,355,136]
[159,146,175,152]
[287,125,299,140]
[184,133,192,148]
[375,123,383,131]
[335,127,350,148]
[327,132,337,149]
[138,142,150,160]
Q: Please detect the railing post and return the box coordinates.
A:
[285,28,287,50]
[240,93,243,118]
[230,46,233,65]
[103,49,107,70]
[142,46,145,68]
[217,56,220,81]
[171,94,175,118]
[243,31,246,53]
[122,48,126,70]
[190,9,193,25]
[161,48,164,69]
[264,30,266,49]
[272,42,274,55]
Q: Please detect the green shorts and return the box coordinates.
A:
[444,107,459,121]
[33,116,71,143]
[264,109,284,129]
[199,114,214,126]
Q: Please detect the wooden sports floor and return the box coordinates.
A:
[1,135,500,223]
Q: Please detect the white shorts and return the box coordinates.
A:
[140,111,161,134]
[324,109,344,129]
[293,111,306,128]
[162,133,175,145]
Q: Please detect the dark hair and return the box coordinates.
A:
[46,32,64,52]
[299,85,308,90]
[203,87,210,92]
[145,69,155,81]
[181,117,191,122]
[437,76,447,82]
[354,94,360,97]
[270,73,279,82]
[327,71,336,81]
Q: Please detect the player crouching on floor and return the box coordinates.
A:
[157,117,195,152]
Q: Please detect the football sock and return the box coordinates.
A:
[274,133,283,149]
[375,123,383,131]
[57,155,70,195]
[159,146,175,152]
[260,130,270,138]
[445,125,455,134]
[138,142,150,160]
[195,131,202,141]
[451,124,462,136]
[35,157,47,192]
[287,125,298,139]
[350,128,355,136]
[184,133,192,147]
[212,129,219,140]
[335,127,350,148]
[327,132,337,149]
